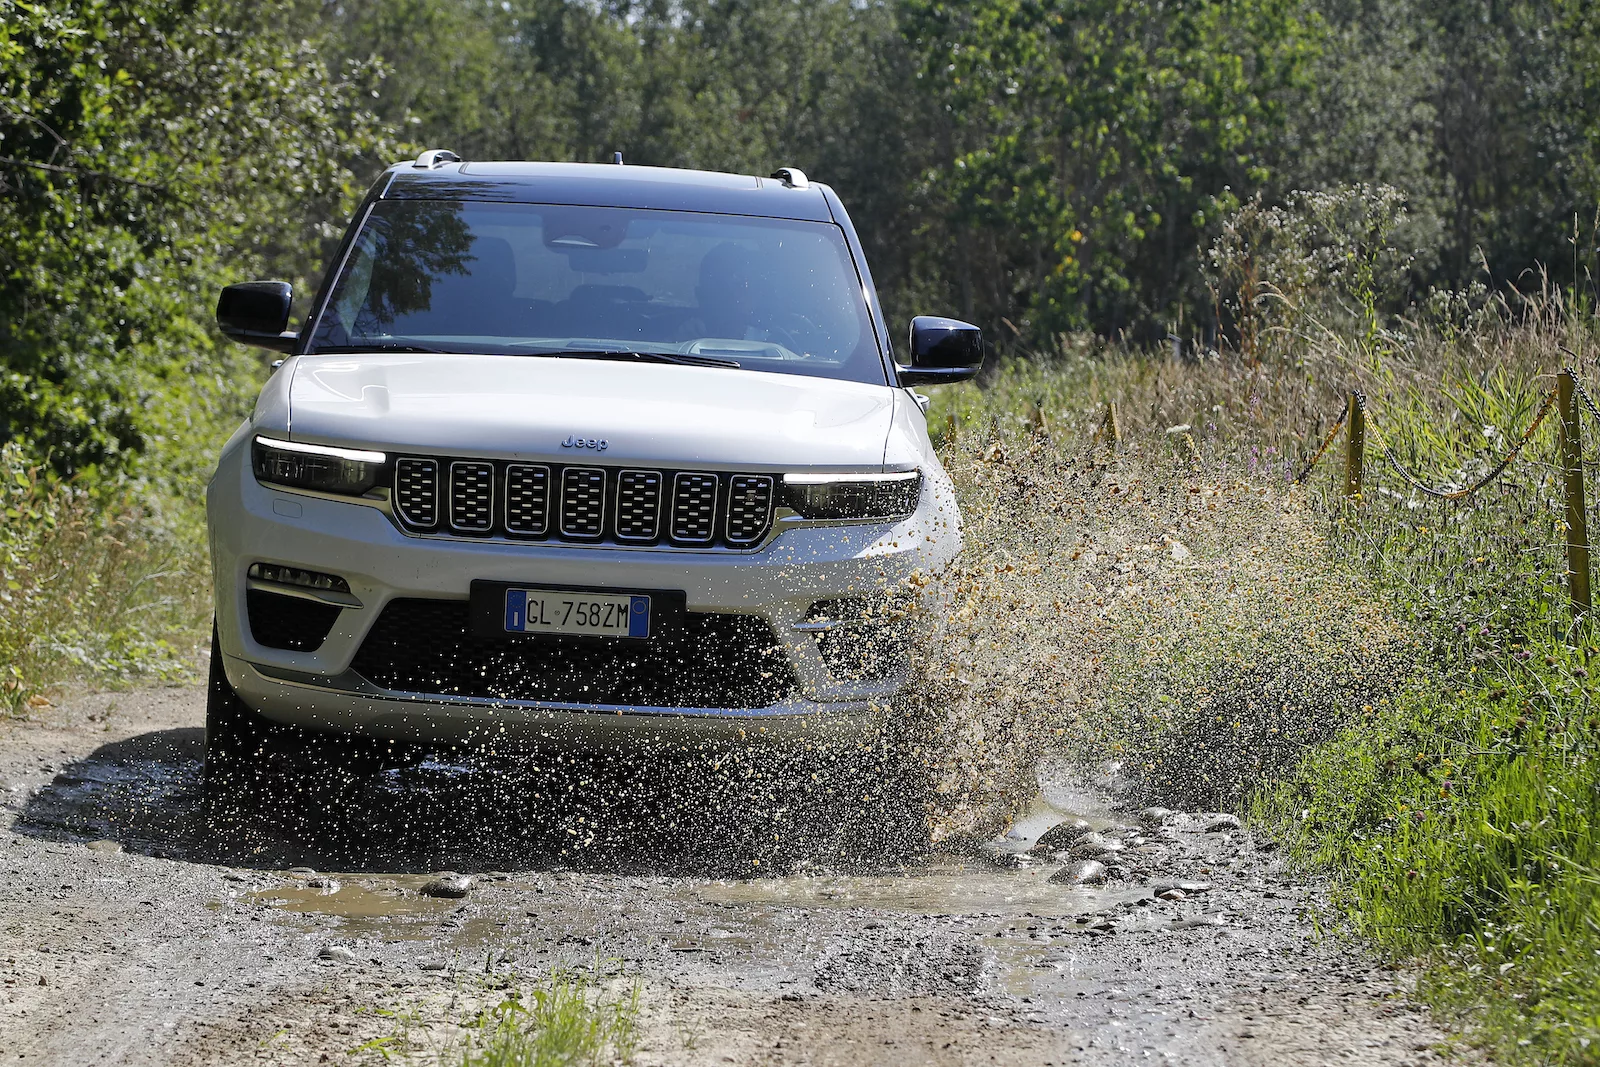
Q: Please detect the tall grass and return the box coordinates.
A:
[0,442,211,713]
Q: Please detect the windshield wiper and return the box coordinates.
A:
[312,343,450,354]
[519,347,742,369]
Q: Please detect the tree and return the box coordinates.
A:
[901,0,1319,340]
[0,0,397,474]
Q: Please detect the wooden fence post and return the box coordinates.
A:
[1559,370,1592,617]
[1343,391,1365,500]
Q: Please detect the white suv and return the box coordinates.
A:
[204,153,982,782]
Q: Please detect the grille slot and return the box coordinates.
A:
[725,475,775,544]
[504,464,550,536]
[449,461,496,532]
[351,598,797,709]
[560,467,606,539]
[671,473,718,543]
[394,458,439,528]
[615,470,663,541]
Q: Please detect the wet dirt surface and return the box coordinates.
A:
[1,685,1481,1065]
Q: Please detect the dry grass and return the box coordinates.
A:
[0,443,210,713]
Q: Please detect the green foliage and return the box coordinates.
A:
[0,0,398,474]
[901,0,1320,336]
[1259,660,1600,1063]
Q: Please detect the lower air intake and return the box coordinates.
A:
[351,599,797,709]
[246,590,341,652]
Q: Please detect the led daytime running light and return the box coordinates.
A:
[253,435,385,464]
[252,435,386,496]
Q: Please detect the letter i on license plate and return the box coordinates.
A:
[503,588,650,639]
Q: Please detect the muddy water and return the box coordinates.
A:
[2,687,1469,1066]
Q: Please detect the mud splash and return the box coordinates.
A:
[898,416,1404,842]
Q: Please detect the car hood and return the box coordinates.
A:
[282,353,894,470]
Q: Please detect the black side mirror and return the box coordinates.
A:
[899,316,983,385]
[217,281,297,352]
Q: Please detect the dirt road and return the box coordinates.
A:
[1,684,1475,1065]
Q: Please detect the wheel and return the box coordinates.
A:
[204,624,295,795]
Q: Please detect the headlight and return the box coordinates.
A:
[781,470,922,521]
[251,435,385,495]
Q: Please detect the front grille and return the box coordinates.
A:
[351,598,796,709]
[395,458,438,528]
[247,590,341,652]
[449,461,495,532]
[390,457,776,549]
[560,467,606,539]
[726,476,775,544]
[615,470,662,541]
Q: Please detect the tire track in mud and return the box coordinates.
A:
[1,685,1480,1065]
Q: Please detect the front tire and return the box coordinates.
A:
[204,625,294,795]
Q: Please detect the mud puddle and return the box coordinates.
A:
[2,686,1477,1066]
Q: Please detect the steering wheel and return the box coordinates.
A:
[761,311,826,357]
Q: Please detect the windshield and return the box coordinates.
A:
[306,199,886,385]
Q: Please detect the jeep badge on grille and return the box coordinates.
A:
[562,435,608,451]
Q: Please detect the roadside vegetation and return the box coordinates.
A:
[6,0,1600,1061]
[914,190,1600,1061]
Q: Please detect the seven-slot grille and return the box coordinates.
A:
[391,458,777,548]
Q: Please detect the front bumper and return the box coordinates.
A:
[207,432,960,746]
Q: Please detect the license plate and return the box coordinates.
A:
[503,588,650,639]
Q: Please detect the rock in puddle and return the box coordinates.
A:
[1072,833,1127,860]
[419,873,474,899]
[318,945,358,963]
[1150,879,1214,895]
[1159,888,1187,901]
[287,866,317,876]
[85,839,123,854]
[419,959,448,972]
[1137,806,1176,826]
[1048,859,1107,886]
[1033,818,1094,853]
[306,877,340,892]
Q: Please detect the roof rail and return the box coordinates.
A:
[770,167,809,190]
[413,149,463,170]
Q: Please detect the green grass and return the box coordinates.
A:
[452,974,638,1067]
[358,970,639,1066]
